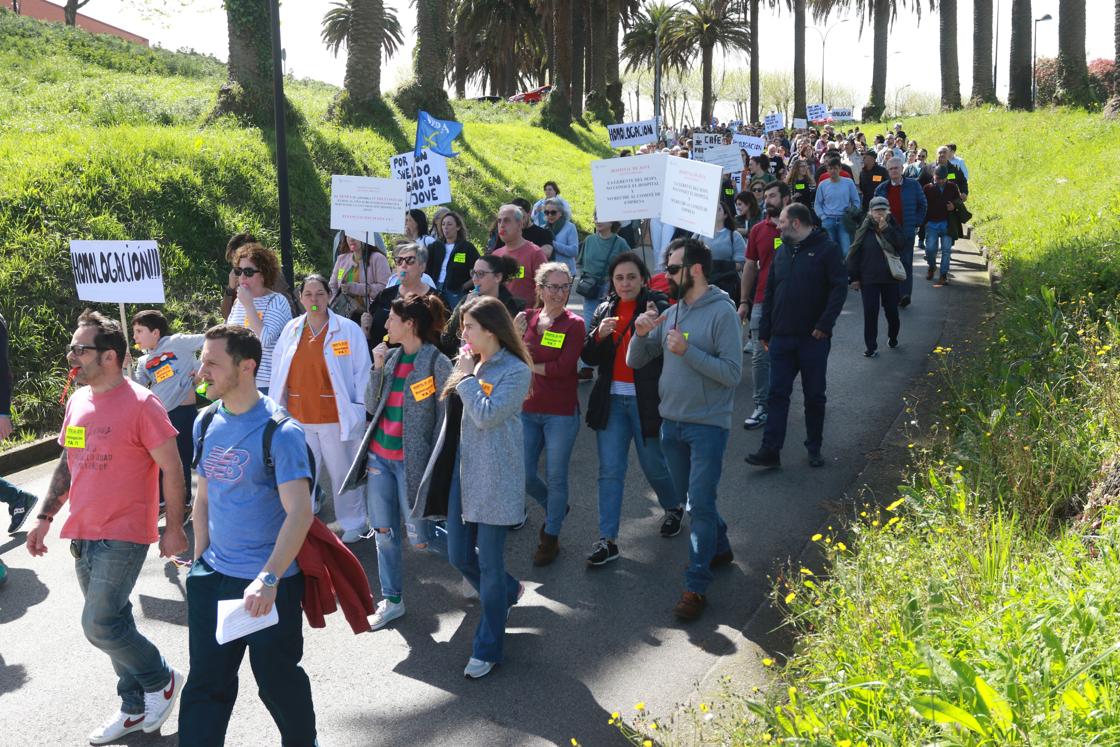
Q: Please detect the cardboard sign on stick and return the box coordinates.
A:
[70,240,165,304]
[607,117,660,148]
[388,150,452,209]
[331,175,407,235]
[591,154,667,222]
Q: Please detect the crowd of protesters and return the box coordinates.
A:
[1,118,971,745]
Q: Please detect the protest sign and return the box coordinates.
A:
[70,240,165,304]
[806,103,828,121]
[331,175,407,235]
[389,149,452,209]
[792,118,808,130]
[830,107,855,121]
[607,117,660,148]
[700,143,746,174]
[733,134,766,157]
[591,154,667,222]
[661,157,723,238]
[763,112,785,132]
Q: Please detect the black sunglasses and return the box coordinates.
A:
[232,267,261,277]
[395,256,418,266]
[544,210,560,216]
[67,343,107,356]
[665,263,689,275]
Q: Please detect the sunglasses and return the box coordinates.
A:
[67,343,107,356]
[540,283,572,293]
[665,263,689,275]
[544,210,560,216]
[395,256,418,266]
[232,267,261,277]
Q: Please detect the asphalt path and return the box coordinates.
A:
[0,241,986,746]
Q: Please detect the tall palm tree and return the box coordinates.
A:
[217,0,275,122]
[1007,0,1032,109]
[414,0,450,105]
[321,0,404,106]
[572,0,586,115]
[1055,0,1091,105]
[620,3,691,79]
[554,0,573,102]
[938,0,961,109]
[749,0,761,121]
[667,0,751,126]
[794,0,807,120]
[448,0,545,97]
[971,0,997,104]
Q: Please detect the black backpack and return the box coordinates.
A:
[191,401,318,492]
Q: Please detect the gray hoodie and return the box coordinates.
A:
[626,285,742,430]
[132,334,205,411]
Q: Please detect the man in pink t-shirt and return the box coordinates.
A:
[26,310,188,744]
[493,203,547,306]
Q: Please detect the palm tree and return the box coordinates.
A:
[938,0,961,109]
[667,0,751,126]
[321,0,404,106]
[216,0,275,122]
[554,0,573,102]
[571,0,586,115]
[971,0,997,104]
[1007,0,1032,109]
[749,0,761,121]
[794,0,807,120]
[621,0,692,119]
[1106,0,1119,116]
[448,0,545,97]
[1055,0,1091,105]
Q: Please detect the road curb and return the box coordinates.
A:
[0,436,60,475]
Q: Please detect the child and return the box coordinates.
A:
[130,310,204,513]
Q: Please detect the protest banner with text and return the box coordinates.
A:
[764,112,785,132]
[331,175,407,235]
[389,149,452,209]
[733,134,766,157]
[699,143,746,174]
[70,240,165,303]
[660,157,723,238]
[806,103,828,122]
[830,107,855,121]
[607,117,660,148]
[592,154,723,237]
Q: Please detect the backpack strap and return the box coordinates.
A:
[190,401,221,470]
[262,408,317,488]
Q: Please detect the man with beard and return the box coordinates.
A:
[178,324,316,746]
[737,181,792,431]
[26,310,188,744]
[628,238,742,621]
[746,203,848,469]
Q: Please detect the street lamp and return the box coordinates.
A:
[894,84,911,117]
[269,0,293,288]
[654,0,687,135]
[1032,13,1053,109]
[806,18,850,106]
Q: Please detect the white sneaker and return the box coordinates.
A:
[88,710,146,744]
[341,528,366,544]
[369,598,405,631]
[461,579,479,600]
[142,666,183,734]
[743,406,768,430]
[464,657,495,679]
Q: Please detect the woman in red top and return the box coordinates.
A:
[580,252,683,566]
[514,262,585,566]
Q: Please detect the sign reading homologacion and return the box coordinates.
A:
[70,240,165,303]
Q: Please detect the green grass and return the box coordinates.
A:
[620,108,1120,745]
[0,9,610,440]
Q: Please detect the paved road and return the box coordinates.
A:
[0,242,986,746]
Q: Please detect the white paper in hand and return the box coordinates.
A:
[216,598,279,645]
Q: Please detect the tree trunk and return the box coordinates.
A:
[605,0,623,118]
[1055,0,1091,106]
[344,0,382,106]
[553,0,572,101]
[590,0,607,95]
[793,0,806,119]
[1008,0,1033,109]
[64,0,84,25]
[750,0,760,122]
[701,42,714,126]
[570,0,585,115]
[217,0,275,123]
[454,33,468,99]
[1105,0,1120,116]
[863,0,889,120]
[939,0,962,109]
[415,0,448,96]
[971,0,998,103]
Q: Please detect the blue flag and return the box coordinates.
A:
[415,111,463,158]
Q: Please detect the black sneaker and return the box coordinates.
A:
[808,452,826,468]
[586,539,619,566]
[899,295,911,309]
[7,490,37,534]
[745,449,781,468]
[660,508,684,538]
[888,337,899,349]
[863,349,879,358]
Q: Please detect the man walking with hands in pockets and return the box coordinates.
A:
[627,238,742,621]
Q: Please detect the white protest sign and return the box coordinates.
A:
[764,112,785,132]
[700,143,746,174]
[70,240,164,303]
[806,103,828,121]
[691,132,723,158]
[660,157,723,238]
[733,134,766,157]
[792,118,808,130]
[388,149,451,209]
[731,172,743,193]
[331,175,407,235]
[591,154,667,222]
[830,107,855,121]
[607,117,660,148]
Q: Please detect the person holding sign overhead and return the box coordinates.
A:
[493,204,548,307]
[269,275,372,543]
[341,293,452,631]
[224,243,293,394]
[513,262,585,566]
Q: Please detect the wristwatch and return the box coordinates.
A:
[257,571,279,588]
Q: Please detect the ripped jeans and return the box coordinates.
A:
[365,452,431,599]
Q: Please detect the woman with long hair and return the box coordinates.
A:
[269,275,372,541]
[429,211,480,311]
[224,242,293,394]
[329,232,391,321]
[786,158,817,211]
[692,198,746,300]
[341,293,452,630]
[733,190,761,238]
[440,254,525,356]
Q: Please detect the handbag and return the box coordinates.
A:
[882,247,907,281]
[575,274,599,298]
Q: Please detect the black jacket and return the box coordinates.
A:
[581,288,669,438]
[858,164,889,211]
[424,241,445,282]
[847,218,904,285]
[366,285,440,351]
[431,239,481,293]
[759,227,849,341]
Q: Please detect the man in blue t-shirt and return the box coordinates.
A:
[177,324,317,746]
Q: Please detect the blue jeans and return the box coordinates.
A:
[179,558,316,746]
[596,394,681,540]
[0,476,35,506]
[924,220,953,276]
[74,539,171,715]
[441,287,464,312]
[445,452,520,663]
[365,453,431,599]
[821,216,851,258]
[164,403,196,504]
[522,410,580,536]
[749,305,770,409]
[763,334,831,454]
[659,419,731,595]
[898,228,917,298]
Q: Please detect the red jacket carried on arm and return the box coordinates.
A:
[297,518,375,634]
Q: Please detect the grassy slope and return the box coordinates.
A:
[0,10,610,436]
[677,109,1120,745]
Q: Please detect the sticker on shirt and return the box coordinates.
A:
[331,340,351,356]
[947,172,956,180]
[871,175,883,182]
[682,332,690,340]
[145,352,178,371]
[64,425,86,449]
[774,237,783,249]
[453,252,466,263]
[795,183,806,190]
[154,364,174,383]
[243,310,264,327]
[479,381,493,396]
[514,265,525,279]
[540,330,566,348]
[410,376,436,401]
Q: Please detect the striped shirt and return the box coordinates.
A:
[370,352,416,461]
[225,292,292,390]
